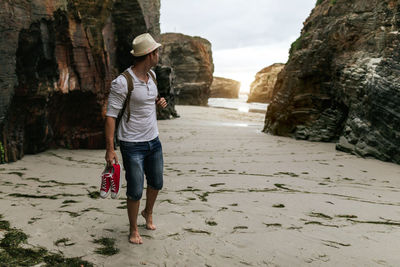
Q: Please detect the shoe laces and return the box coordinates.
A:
[101,167,112,191]
[109,168,116,192]
[110,177,116,192]
[101,175,108,191]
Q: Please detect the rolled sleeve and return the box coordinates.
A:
[106,76,128,118]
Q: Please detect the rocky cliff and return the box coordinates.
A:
[155,64,179,119]
[160,33,214,106]
[264,0,400,164]
[247,63,285,103]
[0,0,162,163]
[210,77,240,98]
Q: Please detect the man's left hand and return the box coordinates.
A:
[156,97,167,108]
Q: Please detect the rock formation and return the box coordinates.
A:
[210,77,241,98]
[160,33,214,105]
[0,0,167,163]
[155,65,179,119]
[247,63,285,103]
[264,0,400,164]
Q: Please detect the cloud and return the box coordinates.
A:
[160,0,315,49]
[213,42,291,73]
[160,0,316,92]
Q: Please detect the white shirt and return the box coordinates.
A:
[106,67,159,142]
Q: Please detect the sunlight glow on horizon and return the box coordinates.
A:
[212,42,292,93]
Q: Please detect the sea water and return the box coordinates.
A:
[207,94,268,113]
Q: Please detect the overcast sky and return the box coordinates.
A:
[160,0,316,92]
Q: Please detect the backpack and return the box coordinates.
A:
[114,69,158,148]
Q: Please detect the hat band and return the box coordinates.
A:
[131,43,161,57]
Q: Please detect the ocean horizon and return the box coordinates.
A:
[207,94,268,114]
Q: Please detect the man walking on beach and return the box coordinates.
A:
[104,33,167,244]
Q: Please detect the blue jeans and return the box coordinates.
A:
[119,137,164,201]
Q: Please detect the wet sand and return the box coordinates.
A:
[1,105,400,266]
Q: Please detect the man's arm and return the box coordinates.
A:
[105,116,118,166]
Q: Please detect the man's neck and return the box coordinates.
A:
[131,64,151,81]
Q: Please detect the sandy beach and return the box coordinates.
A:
[1,105,400,266]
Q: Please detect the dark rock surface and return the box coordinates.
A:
[210,77,240,98]
[160,33,214,106]
[155,65,179,119]
[0,0,162,163]
[264,0,400,164]
[247,63,285,103]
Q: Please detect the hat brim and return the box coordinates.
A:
[130,43,162,57]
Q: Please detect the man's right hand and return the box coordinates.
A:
[105,149,119,167]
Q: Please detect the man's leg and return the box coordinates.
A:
[127,199,142,244]
[120,140,146,244]
[141,187,159,230]
[142,137,163,230]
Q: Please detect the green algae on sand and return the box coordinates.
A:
[0,215,92,266]
[92,237,119,256]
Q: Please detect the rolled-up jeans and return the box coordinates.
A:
[119,136,163,201]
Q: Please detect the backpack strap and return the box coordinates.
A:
[148,69,161,100]
[121,70,134,123]
[148,70,158,86]
[119,69,157,125]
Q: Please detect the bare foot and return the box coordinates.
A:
[141,210,156,230]
[129,231,143,244]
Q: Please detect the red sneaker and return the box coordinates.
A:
[110,163,121,199]
[100,167,112,198]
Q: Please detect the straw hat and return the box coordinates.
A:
[130,33,162,57]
